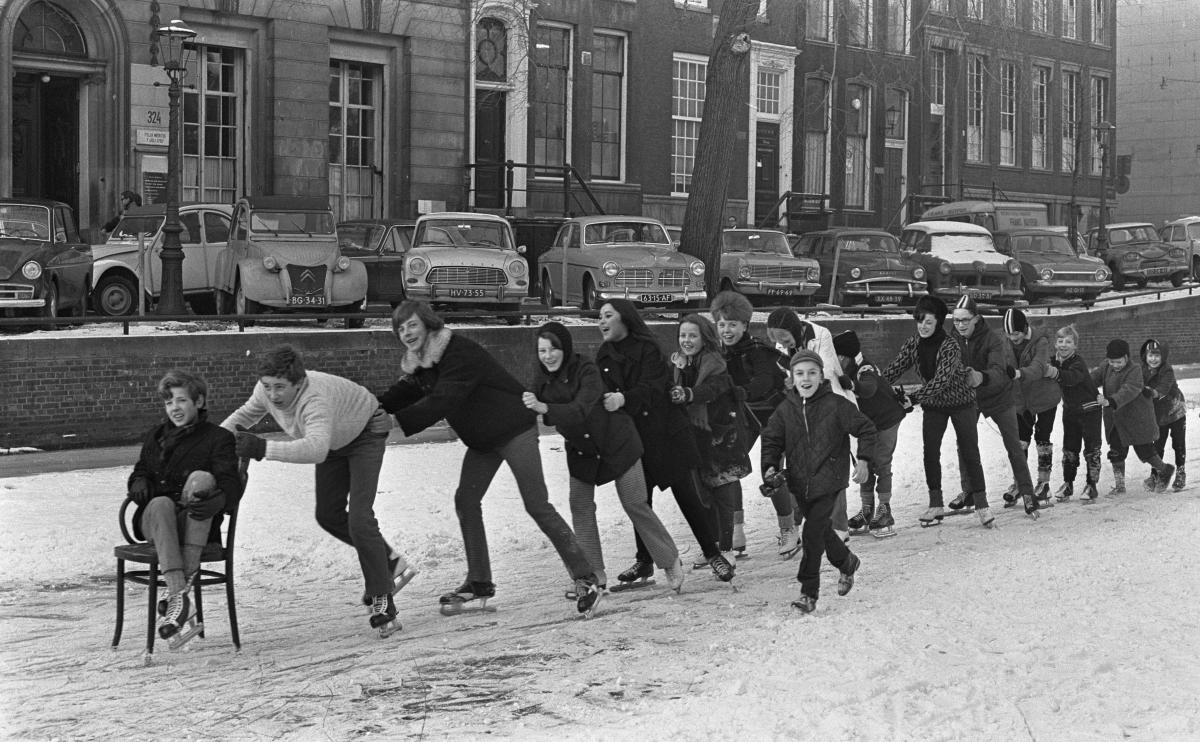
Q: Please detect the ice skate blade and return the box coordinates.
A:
[918,517,943,527]
[167,621,204,651]
[377,619,402,638]
[392,568,419,594]
[609,579,656,593]
[439,599,496,616]
[870,527,897,539]
[1026,511,1040,520]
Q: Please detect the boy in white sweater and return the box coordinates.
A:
[222,345,412,637]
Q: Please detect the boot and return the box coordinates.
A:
[1080,483,1099,502]
[947,492,973,511]
[1001,482,1020,507]
[777,514,801,556]
[848,504,874,533]
[1143,470,1159,491]
[869,501,896,538]
[1107,464,1125,496]
[616,560,654,584]
[1173,463,1187,491]
[1054,481,1074,502]
[1154,464,1175,494]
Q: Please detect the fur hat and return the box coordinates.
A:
[954,294,979,315]
[832,330,861,358]
[1106,338,1130,359]
[709,290,754,325]
[1003,308,1028,334]
[913,294,948,324]
[788,348,824,371]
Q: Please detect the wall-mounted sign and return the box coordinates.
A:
[136,129,169,147]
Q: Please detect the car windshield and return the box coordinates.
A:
[338,224,386,251]
[0,205,51,240]
[927,234,997,256]
[415,219,513,249]
[1110,226,1158,243]
[837,234,900,254]
[1010,234,1076,256]
[584,221,671,246]
[721,231,792,255]
[251,210,335,236]
[110,215,164,240]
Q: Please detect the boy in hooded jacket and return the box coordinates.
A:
[1140,338,1187,491]
[761,350,877,614]
[1092,339,1174,497]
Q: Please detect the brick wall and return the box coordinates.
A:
[2,295,1197,452]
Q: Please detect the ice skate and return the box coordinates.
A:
[918,506,945,527]
[610,559,655,592]
[848,505,873,534]
[869,502,897,538]
[1022,491,1040,520]
[1033,481,1054,507]
[439,580,497,616]
[664,559,686,594]
[563,580,606,601]
[157,589,202,649]
[1107,480,1126,497]
[368,593,401,638]
[791,594,817,613]
[1001,483,1019,508]
[976,507,995,528]
[947,492,973,512]
[362,557,420,612]
[1172,464,1187,491]
[777,524,801,558]
[1154,464,1175,494]
[837,553,860,596]
[575,575,604,619]
[1054,482,1074,502]
[1143,471,1158,491]
[708,552,736,585]
[1080,483,1099,503]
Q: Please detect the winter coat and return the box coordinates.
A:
[129,411,241,543]
[1093,360,1159,446]
[882,331,976,411]
[954,319,1017,417]
[842,355,906,431]
[760,381,878,504]
[536,353,643,486]
[673,349,752,488]
[596,334,700,489]
[1011,327,1062,414]
[721,333,787,432]
[1051,352,1101,416]
[379,329,535,451]
[1140,341,1187,427]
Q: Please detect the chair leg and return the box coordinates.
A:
[194,580,205,639]
[146,563,158,655]
[112,558,125,647]
[226,564,240,650]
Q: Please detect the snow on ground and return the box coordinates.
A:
[2,387,1199,741]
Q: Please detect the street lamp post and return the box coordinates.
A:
[1094,121,1116,256]
[155,21,196,316]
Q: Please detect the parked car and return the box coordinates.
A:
[91,203,232,316]
[0,198,92,320]
[213,196,368,327]
[898,221,1023,304]
[1158,216,1200,281]
[538,215,706,309]
[791,228,926,306]
[717,229,820,305]
[1084,222,1189,290]
[991,228,1110,305]
[337,218,416,307]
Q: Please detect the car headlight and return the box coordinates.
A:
[1007,260,1021,275]
[1169,248,1187,259]
[938,262,952,275]
[263,255,279,272]
[508,259,526,277]
[738,264,752,279]
[21,261,42,280]
[334,256,351,272]
[602,261,620,277]
[913,267,926,280]
[1121,252,1139,263]
[1095,268,1109,281]
[849,267,862,279]
[808,267,820,282]
[408,256,428,276]
[690,260,705,276]
[1039,268,1053,281]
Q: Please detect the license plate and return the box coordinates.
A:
[1064,287,1086,295]
[1144,267,1168,276]
[639,293,674,303]
[874,294,903,303]
[966,289,993,299]
[448,288,487,298]
[765,288,795,296]
[287,295,326,306]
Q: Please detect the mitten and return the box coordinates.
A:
[128,478,150,505]
[759,468,788,498]
[837,374,855,393]
[187,491,226,521]
[894,386,915,414]
[1141,387,1155,399]
[235,431,267,460]
[669,385,692,404]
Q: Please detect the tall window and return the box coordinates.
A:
[1093,0,1110,44]
[1061,70,1079,172]
[845,84,870,208]
[885,87,907,139]
[966,54,985,162]
[591,32,625,181]
[967,0,984,21]
[183,45,240,203]
[672,56,706,194]
[846,0,871,47]
[999,62,1017,166]
[929,49,946,110]
[1001,0,1018,25]
[1032,65,1050,169]
[805,0,831,41]
[1031,0,1050,32]
[14,1,86,56]
[886,0,910,54]
[532,24,570,173]
[757,70,782,115]
[328,61,381,220]
[1091,75,1110,174]
[802,77,829,194]
[475,17,507,82]
[1063,0,1078,39]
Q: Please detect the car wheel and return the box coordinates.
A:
[1109,266,1125,291]
[93,273,138,317]
[188,293,217,316]
[40,281,60,320]
[581,276,599,311]
[234,277,260,326]
[344,300,366,329]
[540,272,557,307]
[1135,278,1148,289]
[1170,272,1185,288]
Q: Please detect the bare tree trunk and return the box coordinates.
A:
[679,0,761,299]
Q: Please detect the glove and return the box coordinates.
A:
[966,369,984,388]
[128,478,150,506]
[759,468,788,499]
[187,490,226,521]
[1141,387,1156,399]
[669,385,692,404]
[893,387,915,414]
[837,374,855,393]
[235,431,267,460]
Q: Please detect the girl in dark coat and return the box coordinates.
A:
[523,322,684,594]
[1140,338,1187,491]
[669,313,752,563]
[1093,338,1174,497]
[1005,308,1062,505]
[594,299,734,585]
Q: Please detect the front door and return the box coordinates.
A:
[754,122,780,228]
[11,73,80,212]
[475,91,507,209]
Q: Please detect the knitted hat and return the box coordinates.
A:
[1003,308,1028,334]
[955,295,979,315]
[913,294,948,324]
[710,290,754,324]
[788,348,824,371]
[832,330,861,358]
[536,321,574,359]
[1106,338,1130,359]
[1144,339,1162,355]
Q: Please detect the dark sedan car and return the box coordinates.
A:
[0,198,92,319]
[337,219,415,306]
[992,228,1110,305]
[791,228,927,306]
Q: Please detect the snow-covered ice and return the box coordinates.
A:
[2,381,1199,741]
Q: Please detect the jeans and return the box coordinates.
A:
[709,481,740,552]
[980,406,1034,497]
[795,491,855,600]
[455,425,593,583]
[142,496,212,584]
[569,462,679,582]
[922,405,986,508]
[314,409,392,597]
[1155,419,1187,466]
[860,422,900,506]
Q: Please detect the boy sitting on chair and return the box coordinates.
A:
[127,370,241,642]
